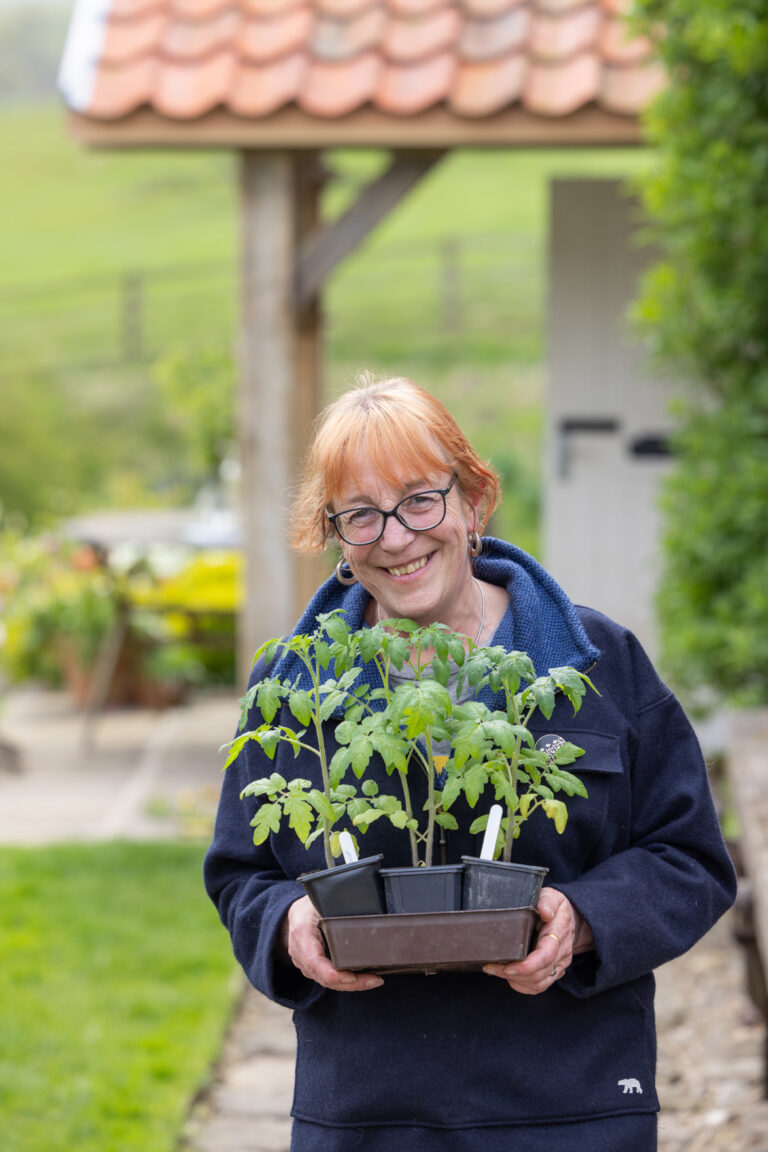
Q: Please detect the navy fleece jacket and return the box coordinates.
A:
[204,538,736,1132]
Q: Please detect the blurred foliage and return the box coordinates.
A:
[633,0,768,707]
[0,532,238,695]
[151,344,236,488]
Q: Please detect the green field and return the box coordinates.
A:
[0,103,653,550]
[0,841,240,1152]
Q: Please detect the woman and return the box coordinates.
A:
[205,375,736,1151]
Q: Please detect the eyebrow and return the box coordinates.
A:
[339,478,435,508]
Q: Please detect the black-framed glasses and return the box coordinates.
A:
[328,474,458,546]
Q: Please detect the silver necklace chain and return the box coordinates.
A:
[376,577,486,646]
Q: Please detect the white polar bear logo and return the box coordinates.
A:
[618,1078,643,1094]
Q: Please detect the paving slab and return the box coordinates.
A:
[0,685,238,843]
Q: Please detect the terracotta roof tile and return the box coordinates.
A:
[388,0,449,15]
[462,0,526,16]
[526,53,600,115]
[163,10,241,58]
[154,50,235,117]
[301,52,379,115]
[317,0,382,16]
[377,51,455,114]
[451,54,525,117]
[230,51,305,114]
[383,9,462,63]
[60,0,661,127]
[101,13,166,64]
[90,58,157,120]
[529,7,601,61]
[312,9,386,60]
[240,9,314,60]
[600,57,664,113]
[107,0,164,16]
[459,10,529,61]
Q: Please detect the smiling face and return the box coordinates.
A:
[330,456,481,633]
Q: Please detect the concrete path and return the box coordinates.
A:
[1,687,767,1151]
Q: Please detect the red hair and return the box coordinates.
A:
[291,375,501,553]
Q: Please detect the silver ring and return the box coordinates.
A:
[551,964,558,977]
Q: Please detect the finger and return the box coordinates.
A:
[293,937,384,991]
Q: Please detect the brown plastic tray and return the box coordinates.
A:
[320,907,538,975]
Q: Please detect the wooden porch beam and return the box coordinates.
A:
[294,150,445,311]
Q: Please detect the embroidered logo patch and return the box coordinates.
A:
[618,1078,643,1094]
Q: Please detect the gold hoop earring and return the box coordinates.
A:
[468,530,482,558]
[335,556,357,586]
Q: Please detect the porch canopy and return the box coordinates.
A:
[58,0,661,667]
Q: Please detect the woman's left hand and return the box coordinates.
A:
[483,887,592,995]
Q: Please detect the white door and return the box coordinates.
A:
[544,179,674,658]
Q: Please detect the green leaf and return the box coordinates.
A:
[324,613,349,645]
[435,812,459,831]
[544,798,568,834]
[284,794,314,842]
[350,735,374,778]
[307,789,336,823]
[259,729,282,759]
[240,777,278,800]
[462,763,489,808]
[353,808,384,826]
[314,640,332,670]
[529,677,556,718]
[358,627,383,663]
[220,731,252,771]
[439,777,461,809]
[250,802,282,844]
[255,679,283,723]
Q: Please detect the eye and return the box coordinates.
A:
[402,492,439,512]
[344,507,379,527]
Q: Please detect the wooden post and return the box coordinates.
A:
[292,153,331,614]
[237,151,328,682]
[238,151,298,680]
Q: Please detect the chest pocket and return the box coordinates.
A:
[518,728,625,879]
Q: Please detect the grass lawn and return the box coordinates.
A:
[0,840,240,1152]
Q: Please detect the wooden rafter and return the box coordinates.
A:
[294,151,445,311]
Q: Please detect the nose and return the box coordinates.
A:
[378,511,416,549]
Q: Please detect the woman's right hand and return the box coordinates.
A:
[281,895,384,992]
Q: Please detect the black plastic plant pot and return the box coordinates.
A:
[461,857,548,911]
[380,864,464,914]
[298,855,385,918]
[320,907,539,974]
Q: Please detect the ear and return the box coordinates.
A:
[464,486,486,532]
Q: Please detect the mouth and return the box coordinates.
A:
[386,554,431,578]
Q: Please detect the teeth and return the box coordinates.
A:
[388,556,428,577]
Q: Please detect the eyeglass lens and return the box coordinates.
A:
[335,489,447,545]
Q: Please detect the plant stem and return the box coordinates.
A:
[301,647,334,870]
[423,730,436,867]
